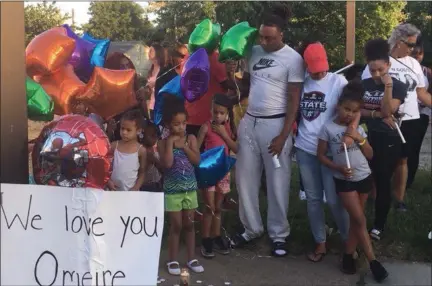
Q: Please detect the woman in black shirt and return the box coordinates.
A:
[361,39,407,241]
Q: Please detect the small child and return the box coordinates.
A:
[71,99,105,131]
[317,80,388,282]
[197,93,238,258]
[140,121,163,192]
[107,110,147,191]
[157,94,203,275]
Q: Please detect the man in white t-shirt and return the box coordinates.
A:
[232,9,305,257]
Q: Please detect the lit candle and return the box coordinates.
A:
[180,268,190,286]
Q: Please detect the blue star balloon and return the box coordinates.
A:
[82,32,111,67]
[195,146,236,189]
[154,75,184,126]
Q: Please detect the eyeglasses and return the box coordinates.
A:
[401,39,416,49]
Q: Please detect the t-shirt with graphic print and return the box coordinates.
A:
[319,121,371,182]
[362,77,407,135]
[295,72,348,155]
[362,56,425,121]
[246,45,305,117]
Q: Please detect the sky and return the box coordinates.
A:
[27,2,155,26]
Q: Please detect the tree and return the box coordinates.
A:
[153,1,407,67]
[24,2,70,45]
[404,1,432,64]
[82,1,153,41]
[152,1,217,43]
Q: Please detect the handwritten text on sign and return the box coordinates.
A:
[0,184,164,286]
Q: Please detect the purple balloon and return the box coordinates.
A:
[62,24,96,82]
[180,48,210,102]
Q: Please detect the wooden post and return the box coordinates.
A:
[346,0,356,63]
[0,2,28,184]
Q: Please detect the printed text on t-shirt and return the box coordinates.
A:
[300,91,327,121]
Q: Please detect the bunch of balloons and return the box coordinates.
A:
[188,18,258,62]
[153,19,256,187]
[25,25,137,120]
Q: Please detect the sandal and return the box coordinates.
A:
[271,241,288,257]
[166,261,181,276]
[187,259,204,273]
[307,251,326,262]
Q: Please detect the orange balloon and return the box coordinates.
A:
[37,65,85,115]
[77,67,138,120]
[26,26,74,77]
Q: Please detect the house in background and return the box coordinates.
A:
[107,41,152,78]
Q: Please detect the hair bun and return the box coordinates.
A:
[345,79,364,93]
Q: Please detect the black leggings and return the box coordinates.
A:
[368,130,402,230]
[406,114,430,188]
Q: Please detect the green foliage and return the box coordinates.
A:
[82,1,153,42]
[152,1,217,43]
[404,1,432,65]
[24,2,70,46]
[154,1,411,68]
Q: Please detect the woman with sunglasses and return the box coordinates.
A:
[361,24,431,240]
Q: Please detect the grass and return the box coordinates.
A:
[162,164,432,262]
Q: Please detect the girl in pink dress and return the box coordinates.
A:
[196,93,238,258]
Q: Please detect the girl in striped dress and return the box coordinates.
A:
[157,94,203,275]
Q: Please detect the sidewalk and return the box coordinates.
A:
[158,248,431,286]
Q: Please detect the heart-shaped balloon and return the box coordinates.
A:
[195,146,236,189]
[26,77,54,121]
[154,75,184,126]
[82,32,111,67]
[63,24,96,82]
[188,19,221,54]
[219,21,258,62]
[180,48,210,103]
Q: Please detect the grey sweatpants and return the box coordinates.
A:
[235,114,293,242]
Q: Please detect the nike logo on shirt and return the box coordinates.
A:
[253,58,278,71]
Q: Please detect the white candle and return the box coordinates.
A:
[335,63,354,74]
[343,143,351,169]
[393,119,407,144]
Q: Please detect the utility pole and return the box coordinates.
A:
[72,8,75,29]
[0,1,28,184]
[346,0,356,63]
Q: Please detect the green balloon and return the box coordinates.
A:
[219,22,258,62]
[188,19,221,54]
[26,77,54,121]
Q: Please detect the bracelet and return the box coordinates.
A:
[371,110,376,119]
[358,138,367,146]
[385,84,393,88]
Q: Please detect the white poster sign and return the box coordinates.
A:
[1,184,164,286]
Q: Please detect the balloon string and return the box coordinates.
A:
[155,63,181,81]
[233,79,243,114]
